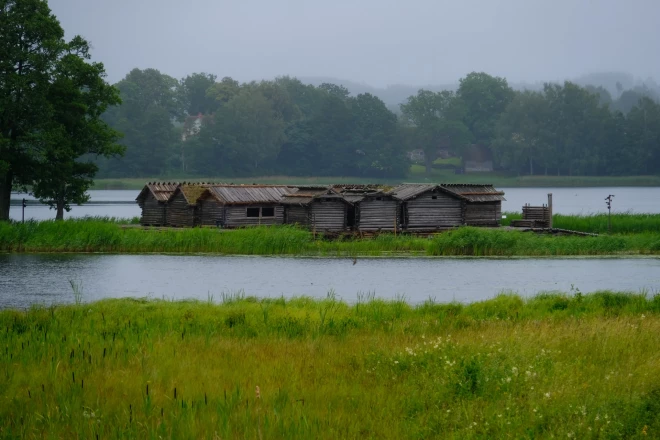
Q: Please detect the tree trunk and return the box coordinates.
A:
[0,169,13,221]
[56,201,64,220]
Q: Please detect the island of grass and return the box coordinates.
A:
[1,291,659,438]
[1,214,659,256]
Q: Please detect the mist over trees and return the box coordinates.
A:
[97,68,660,179]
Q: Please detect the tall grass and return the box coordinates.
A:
[1,292,659,438]
[1,220,659,255]
[502,212,660,234]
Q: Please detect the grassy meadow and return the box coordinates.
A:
[1,292,659,438]
[1,219,660,256]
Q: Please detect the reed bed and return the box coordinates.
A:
[1,220,659,256]
[503,212,660,234]
[1,292,659,439]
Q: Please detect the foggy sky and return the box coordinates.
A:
[49,0,660,87]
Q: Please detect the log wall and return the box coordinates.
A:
[465,202,501,226]
[167,192,197,227]
[522,206,550,227]
[404,192,463,230]
[199,199,225,226]
[140,194,167,226]
[310,200,346,231]
[285,206,310,226]
[224,205,284,228]
[357,198,398,231]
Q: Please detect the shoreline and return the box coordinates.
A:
[92,174,660,190]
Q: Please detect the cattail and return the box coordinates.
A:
[255,386,261,399]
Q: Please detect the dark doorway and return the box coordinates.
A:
[346,205,356,229]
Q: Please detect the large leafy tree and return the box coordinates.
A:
[457,72,515,147]
[400,90,470,175]
[100,68,182,176]
[178,72,217,116]
[31,37,123,219]
[626,97,660,174]
[190,85,286,175]
[493,90,551,175]
[350,93,405,177]
[0,0,65,220]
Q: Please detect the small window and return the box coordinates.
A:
[431,195,438,200]
[247,207,260,217]
[261,207,275,217]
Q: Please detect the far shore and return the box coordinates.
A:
[91,173,660,190]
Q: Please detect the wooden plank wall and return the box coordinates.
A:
[167,193,197,227]
[465,202,501,226]
[310,200,346,231]
[224,205,284,228]
[285,206,310,226]
[199,199,225,226]
[405,192,463,230]
[140,194,167,226]
[358,198,398,231]
[522,206,550,227]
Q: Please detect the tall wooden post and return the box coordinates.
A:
[547,193,553,229]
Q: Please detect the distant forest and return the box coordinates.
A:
[97,69,660,178]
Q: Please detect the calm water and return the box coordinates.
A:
[9,187,660,221]
[0,254,658,309]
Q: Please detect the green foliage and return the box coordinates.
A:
[0,0,67,220]
[494,81,660,176]
[1,292,659,438]
[502,212,660,234]
[400,89,471,175]
[0,220,658,256]
[30,37,123,219]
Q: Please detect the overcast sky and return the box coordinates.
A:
[49,0,660,87]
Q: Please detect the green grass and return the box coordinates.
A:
[1,220,659,256]
[1,292,660,438]
[93,171,660,190]
[502,212,660,234]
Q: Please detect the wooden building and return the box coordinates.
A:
[197,185,295,228]
[339,189,399,232]
[440,184,505,226]
[280,186,334,227]
[389,184,465,230]
[135,182,179,226]
[166,184,209,227]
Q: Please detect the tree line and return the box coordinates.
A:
[98,68,660,180]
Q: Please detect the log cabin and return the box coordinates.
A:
[135,182,179,226]
[166,184,209,227]
[389,184,465,230]
[440,184,505,226]
[197,185,295,228]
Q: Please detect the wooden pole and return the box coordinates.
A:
[547,193,553,229]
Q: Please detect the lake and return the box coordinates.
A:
[1,254,658,309]
[9,187,660,221]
